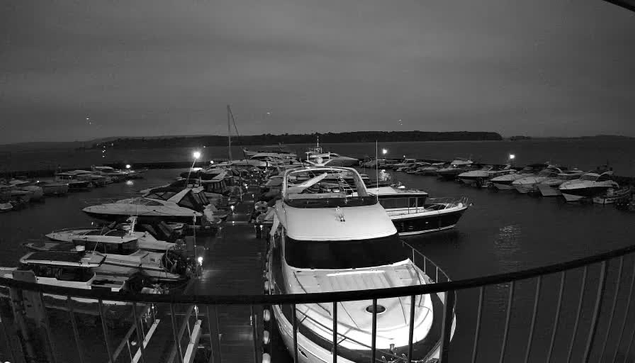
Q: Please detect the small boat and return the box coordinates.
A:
[268,166,455,362]
[45,217,181,251]
[0,202,13,213]
[536,170,585,197]
[34,180,70,196]
[490,163,549,190]
[55,172,92,191]
[23,237,189,282]
[0,250,154,306]
[593,186,632,205]
[304,138,358,167]
[436,158,475,181]
[413,162,446,175]
[92,166,128,182]
[8,180,45,202]
[369,183,469,236]
[559,171,619,203]
[392,158,419,171]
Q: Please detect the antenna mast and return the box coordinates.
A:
[227,105,232,161]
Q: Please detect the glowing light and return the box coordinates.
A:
[197,256,203,265]
[382,148,388,155]
[125,164,131,169]
[509,154,516,160]
[193,151,201,159]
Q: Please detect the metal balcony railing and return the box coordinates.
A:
[2,242,635,363]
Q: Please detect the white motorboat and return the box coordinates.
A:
[536,170,585,197]
[267,166,454,362]
[0,202,12,213]
[55,172,92,191]
[8,180,45,201]
[559,171,620,202]
[392,158,418,171]
[414,162,446,175]
[0,251,151,306]
[92,165,128,182]
[83,188,204,223]
[368,184,469,236]
[458,165,515,187]
[23,236,189,282]
[45,217,180,252]
[34,180,70,196]
[304,139,358,167]
[511,166,568,194]
[490,163,549,190]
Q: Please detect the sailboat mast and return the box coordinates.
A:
[227,105,233,161]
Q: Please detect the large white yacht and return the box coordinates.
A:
[458,165,515,187]
[267,166,454,363]
[83,188,205,223]
[559,171,620,202]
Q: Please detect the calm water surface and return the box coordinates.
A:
[1,166,634,362]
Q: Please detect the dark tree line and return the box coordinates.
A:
[88,131,502,149]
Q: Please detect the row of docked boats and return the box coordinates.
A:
[384,157,632,205]
[0,165,147,213]
[0,166,251,310]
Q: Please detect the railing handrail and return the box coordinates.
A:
[2,242,635,305]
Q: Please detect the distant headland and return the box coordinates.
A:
[82,131,503,150]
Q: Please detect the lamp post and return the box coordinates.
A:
[186,151,201,186]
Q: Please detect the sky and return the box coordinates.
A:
[0,0,634,144]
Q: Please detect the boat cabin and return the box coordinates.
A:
[73,236,139,255]
[144,187,210,212]
[17,251,104,282]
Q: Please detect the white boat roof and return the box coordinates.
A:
[367,185,428,196]
[280,203,397,241]
[73,235,138,244]
[21,251,105,267]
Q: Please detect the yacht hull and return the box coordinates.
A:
[560,187,612,203]
[513,184,535,194]
[492,182,516,190]
[389,205,468,236]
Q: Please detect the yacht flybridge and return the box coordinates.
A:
[267,166,454,363]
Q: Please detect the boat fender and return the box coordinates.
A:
[262,353,271,363]
[263,330,270,345]
[264,281,271,293]
[263,309,271,322]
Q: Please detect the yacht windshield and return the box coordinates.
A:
[580,174,598,181]
[284,234,408,269]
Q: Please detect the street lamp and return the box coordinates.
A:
[509,154,515,160]
[186,151,201,186]
[382,148,388,155]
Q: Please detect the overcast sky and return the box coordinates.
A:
[1,0,634,144]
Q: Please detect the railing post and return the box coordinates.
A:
[99,299,115,363]
[332,302,338,363]
[407,295,416,361]
[582,261,609,363]
[439,291,455,363]
[131,302,147,363]
[614,258,635,363]
[371,299,377,363]
[498,281,515,363]
[523,276,542,363]
[470,287,484,363]
[170,303,185,363]
[546,271,566,363]
[566,266,588,363]
[292,304,298,363]
[66,297,85,363]
[598,257,623,362]
[251,305,259,363]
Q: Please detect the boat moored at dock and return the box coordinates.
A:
[267,165,454,362]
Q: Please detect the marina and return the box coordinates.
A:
[1,147,635,362]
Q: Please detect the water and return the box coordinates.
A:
[4,138,635,177]
[2,148,635,361]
